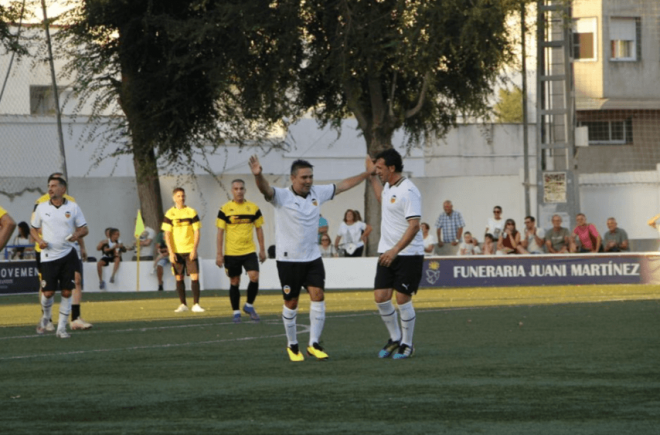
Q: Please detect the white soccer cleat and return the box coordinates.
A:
[191,303,205,313]
[45,320,55,332]
[70,318,93,330]
[174,304,189,313]
[36,318,48,335]
[56,329,71,339]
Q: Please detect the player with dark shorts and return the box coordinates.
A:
[368,149,424,359]
[31,176,89,338]
[163,187,204,313]
[250,154,372,361]
[216,180,267,323]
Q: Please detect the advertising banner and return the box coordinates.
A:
[0,261,40,294]
[421,254,660,288]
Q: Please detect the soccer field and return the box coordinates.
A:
[1,286,659,434]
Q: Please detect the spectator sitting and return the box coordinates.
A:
[603,217,629,252]
[335,209,372,257]
[132,226,156,261]
[435,200,465,256]
[521,216,545,254]
[319,234,337,258]
[482,233,496,255]
[485,205,505,242]
[96,227,113,252]
[97,228,126,289]
[11,221,35,260]
[573,213,601,253]
[421,222,437,256]
[544,215,571,254]
[151,228,170,291]
[458,232,482,256]
[497,219,527,255]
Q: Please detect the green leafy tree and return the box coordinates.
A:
[0,1,29,55]
[298,0,521,252]
[494,85,523,123]
[56,0,302,228]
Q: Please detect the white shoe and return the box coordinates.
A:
[191,303,205,313]
[36,318,48,335]
[56,329,70,339]
[174,304,189,313]
[45,320,55,332]
[70,318,93,330]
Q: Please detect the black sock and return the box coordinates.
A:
[191,280,200,304]
[176,280,186,305]
[229,284,240,310]
[247,281,259,304]
[71,304,81,321]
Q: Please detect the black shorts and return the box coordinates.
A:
[36,251,41,274]
[225,252,259,278]
[374,255,424,295]
[276,257,325,301]
[172,253,199,277]
[41,248,79,292]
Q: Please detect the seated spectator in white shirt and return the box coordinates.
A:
[458,232,482,256]
[421,222,437,256]
[485,205,505,242]
[521,216,545,254]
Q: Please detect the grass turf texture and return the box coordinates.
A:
[0,286,659,434]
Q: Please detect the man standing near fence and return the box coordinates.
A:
[368,149,424,360]
[216,179,267,323]
[0,205,16,251]
[31,176,89,338]
[249,154,373,361]
[435,200,465,256]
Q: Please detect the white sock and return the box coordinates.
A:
[377,300,401,342]
[244,302,253,308]
[398,301,416,347]
[233,310,241,316]
[41,294,53,321]
[282,305,298,347]
[309,301,326,347]
[58,296,72,332]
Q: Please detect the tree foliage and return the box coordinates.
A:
[494,85,523,123]
[0,1,30,56]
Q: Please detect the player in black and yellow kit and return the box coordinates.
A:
[34,173,92,331]
[162,187,204,313]
[216,180,266,323]
[0,205,16,251]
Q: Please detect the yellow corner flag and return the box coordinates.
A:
[135,209,145,239]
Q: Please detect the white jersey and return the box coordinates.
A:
[270,184,335,262]
[31,199,87,262]
[378,178,424,256]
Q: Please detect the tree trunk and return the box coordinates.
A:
[364,131,394,256]
[132,145,164,231]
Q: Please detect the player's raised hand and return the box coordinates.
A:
[365,155,376,175]
[248,155,262,176]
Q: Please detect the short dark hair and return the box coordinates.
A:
[375,149,403,173]
[173,187,185,195]
[231,179,245,186]
[291,159,313,175]
[525,216,535,222]
[485,233,494,241]
[48,175,67,188]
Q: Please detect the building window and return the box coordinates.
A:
[30,85,66,115]
[610,17,640,61]
[578,118,633,145]
[573,18,597,61]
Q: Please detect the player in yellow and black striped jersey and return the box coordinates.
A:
[33,173,92,331]
[0,205,16,251]
[216,179,266,323]
[162,187,204,313]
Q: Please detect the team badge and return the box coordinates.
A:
[312,200,318,206]
[41,280,47,289]
[390,195,397,204]
[283,285,291,295]
[425,261,440,285]
[65,211,71,218]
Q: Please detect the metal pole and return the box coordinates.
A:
[41,0,68,181]
[522,1,530,217]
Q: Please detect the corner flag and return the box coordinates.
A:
[135,209,145,239]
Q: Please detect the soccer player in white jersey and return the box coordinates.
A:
[31,176,89,338]
[249,154,373,361]
[368,149,424,359]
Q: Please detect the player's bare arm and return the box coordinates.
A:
[249,155,275,201]
[165,231,176,263]
[0,213,16,250]
[216,227,225,268]
[335,156,375,195]
[378,218,421,267]
[68,225,89,243]
[190,229,200,261]
[256,226,266,263]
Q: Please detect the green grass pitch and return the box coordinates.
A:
[0,286,659,434]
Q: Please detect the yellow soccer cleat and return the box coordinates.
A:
[287,344,305,362]
[306,342,329,360]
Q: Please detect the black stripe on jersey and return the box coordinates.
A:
[177,218,195,224]
[229,214,259,223]
[191,215,200,223]
[406,215,421,220]
[163,216,173,225]
[330,184,336,200]
[217,210,229,223]
[255,208,263,219]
